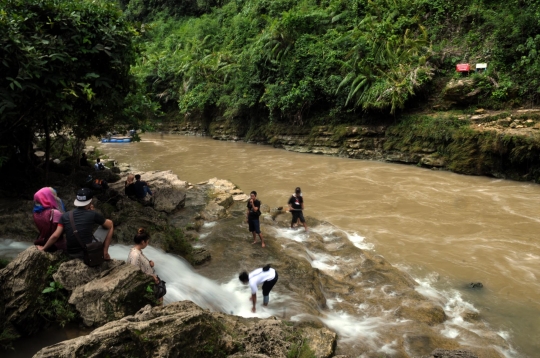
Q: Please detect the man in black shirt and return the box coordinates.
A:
[38,188,114,261]
[288,187,307,231]
[247,191,265,247]
[133,174,153,199]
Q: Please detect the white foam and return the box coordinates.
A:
[272,227,308,242]
[0,239,31,259]
[202,222,217,228]
[109,245,280,318]
[347,232,374,250]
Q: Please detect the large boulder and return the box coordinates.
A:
[34,301,337,358]
[443,78,483,104]
[0,247,65,336]
[66,262,154,326]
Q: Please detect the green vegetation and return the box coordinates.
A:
[124,0,540,131]
[0,0,155,174]
[37,264,77,328]
[0,258,9,269]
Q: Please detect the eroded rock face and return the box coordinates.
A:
[0,247,64,335]
[34,301,337,358]
[67,262,154,326]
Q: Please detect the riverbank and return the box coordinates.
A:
[158,108,540,183]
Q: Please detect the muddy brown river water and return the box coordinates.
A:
[93,133,540,357]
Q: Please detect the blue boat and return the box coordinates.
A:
[101,137,132,143]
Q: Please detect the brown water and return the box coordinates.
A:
[97,133,540,357]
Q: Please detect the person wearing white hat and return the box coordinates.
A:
[38,188,114,261]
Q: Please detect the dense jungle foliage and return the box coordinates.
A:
[123,0,540,128]
[0,0,154,173]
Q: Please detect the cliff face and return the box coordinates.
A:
[162,108,540,183]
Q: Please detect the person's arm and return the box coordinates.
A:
[38,225,64,251]
[301,198,304,210]
[250,293,257,313]
[253,200,259,212]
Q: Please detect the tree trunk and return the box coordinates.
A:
[44,118,50,184]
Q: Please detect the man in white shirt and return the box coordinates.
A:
[239,265,278,313]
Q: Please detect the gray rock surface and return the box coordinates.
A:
[68,262,154,326]
[34,301,337,358]
[0,247,64,335]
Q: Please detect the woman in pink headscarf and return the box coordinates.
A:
[33,187,66,252]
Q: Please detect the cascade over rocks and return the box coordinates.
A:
[33,301,337,358]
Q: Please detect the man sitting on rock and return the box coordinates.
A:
[38,188,114,261]
[133,174,153,199]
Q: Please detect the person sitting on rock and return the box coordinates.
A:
[33,187,67,252]
[38,188,113,261]
[79,153,91,167]
[94,158,106,171]
[127,228,164,303]
[124,173,136,197]
[133,174,153,199]
[239,264,278,313]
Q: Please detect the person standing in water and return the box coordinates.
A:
[239,265,278,313]
[288,187,307,231]
[247,190,265,247]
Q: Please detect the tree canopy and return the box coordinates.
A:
[0,0,142,167]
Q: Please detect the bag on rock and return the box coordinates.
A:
[154,276,167,299]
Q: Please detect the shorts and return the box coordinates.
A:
[291,211,305,225]
[262,271,278,296]
[248,219,261,234]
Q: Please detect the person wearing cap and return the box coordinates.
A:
[37,188,114,261]
[288,187,307,231]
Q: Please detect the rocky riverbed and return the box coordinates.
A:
[0,167,501,357]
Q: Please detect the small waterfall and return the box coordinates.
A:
[109,245,281,318]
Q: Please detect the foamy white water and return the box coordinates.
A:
[109,244,281,318]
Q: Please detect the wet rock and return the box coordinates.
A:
[68,262,154,326]
[300,326,337,358]
[421,154,446,168]
[474,108,485,114]
[233,194,249,201]
[443,78,482,104]
[0,246,65,336]
[468,282,483,288]
[34,301,336,358]
[425,348,479,358]
[395,300,447,326]
[461,309,480,322]
[201,201,227,221]
[191,248,211,265]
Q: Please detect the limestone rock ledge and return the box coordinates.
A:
[0,247,155,339]
[33,301,337,358]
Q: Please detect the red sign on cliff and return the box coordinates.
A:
[456,64,470,72]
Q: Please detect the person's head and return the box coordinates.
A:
[34,187,64,212]
[96,158,100,163]
[126,174,135,184]
[135,174,141,181]
[250,191,257,200]
[74,188,93,208]
[134,228,150,247]
[239,271,249,284]
[262,264,271,272]
[295,187,301,195]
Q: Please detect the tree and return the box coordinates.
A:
[0,0,142,174]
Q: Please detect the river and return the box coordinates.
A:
[91,133,539,357]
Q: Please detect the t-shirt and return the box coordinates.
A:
[127,248,155,276]
[60,208,106,257]
[133,180,148,198]
[248,268,276,294]
[288,194,303,210]
[33,208,66,251]
[247,199,261,220]
[125,182,136,197]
